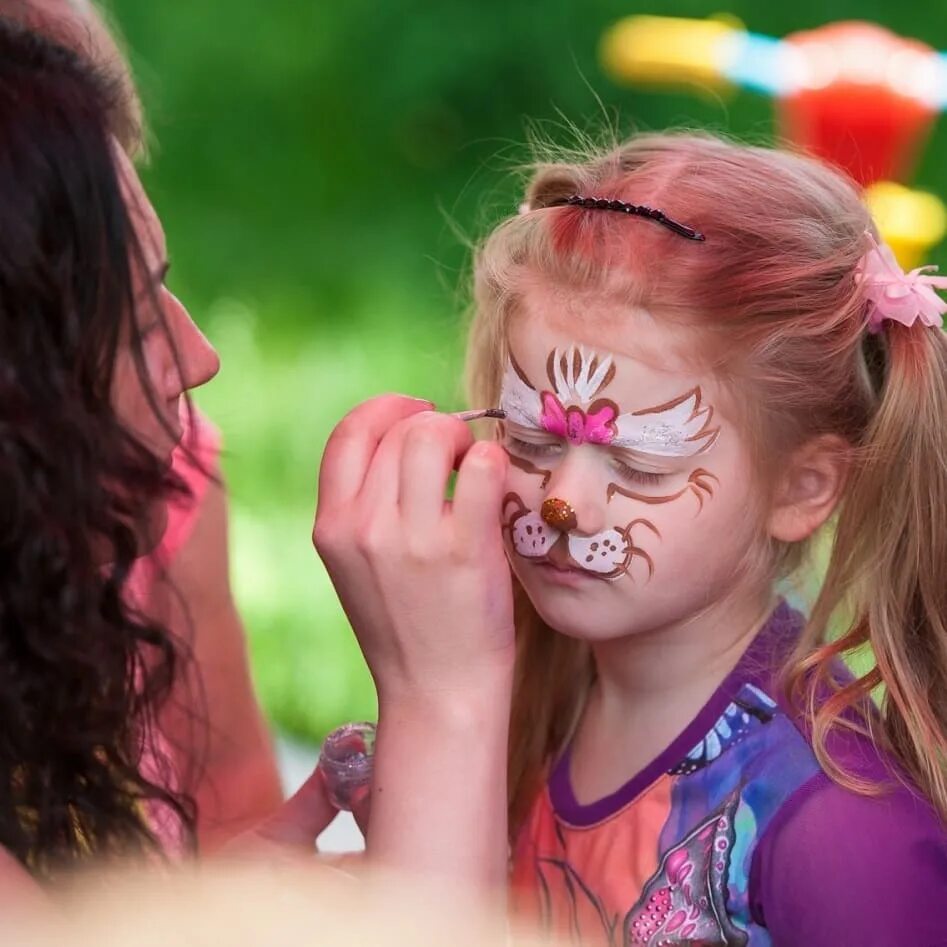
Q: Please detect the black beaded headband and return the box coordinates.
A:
[547,194,705,242]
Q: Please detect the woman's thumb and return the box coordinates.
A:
[255,765,339,850]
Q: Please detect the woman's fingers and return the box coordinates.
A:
[398,415,474,535]
[350,784,371,838]
[451,441,509,550]
[317,395,433,512]
[253,766,338,851]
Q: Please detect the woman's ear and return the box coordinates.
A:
[767,435,850,543]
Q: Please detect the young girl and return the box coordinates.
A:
[463,133,947,943]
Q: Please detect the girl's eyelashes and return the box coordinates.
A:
[610,457,666,486]
[505,434,563,458]
[505,433,668,485]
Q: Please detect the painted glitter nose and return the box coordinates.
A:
[541,497,578,532]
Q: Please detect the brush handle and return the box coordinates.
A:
[451,408,506,422]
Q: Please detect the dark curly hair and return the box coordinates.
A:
[0,18,197,876]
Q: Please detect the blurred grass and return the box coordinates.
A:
[106,0,947,740]
[194,290,466,741]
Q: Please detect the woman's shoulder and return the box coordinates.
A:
[0,845,45,908]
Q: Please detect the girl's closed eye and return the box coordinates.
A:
[610,457,666,486]
[506,434,563,458]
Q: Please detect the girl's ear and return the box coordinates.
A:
[767,435,850,543]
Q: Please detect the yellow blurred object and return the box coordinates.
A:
[601,15,740,93]
[865,180,947,270]
[708,12,746,33]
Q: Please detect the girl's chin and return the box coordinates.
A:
[515,571,638,641]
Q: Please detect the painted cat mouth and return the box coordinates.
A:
[539,540,587,573]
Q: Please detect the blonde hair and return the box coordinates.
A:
[465,131,947,832]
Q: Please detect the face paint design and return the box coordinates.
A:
[613,388,719,457]
[502,493,659,582]
[508,506,557,558]
[499,345,719,457]
[500,343,721,585]
[497,421,552,487]
[607,468,720,512]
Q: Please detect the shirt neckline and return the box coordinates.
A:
[548,600,802,827]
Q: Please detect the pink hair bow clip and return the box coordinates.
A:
[856,233,947,333]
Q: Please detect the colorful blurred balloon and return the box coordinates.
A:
[601,15,947,266]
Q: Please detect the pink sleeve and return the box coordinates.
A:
[136,410,221,854]
[155,408,221,568]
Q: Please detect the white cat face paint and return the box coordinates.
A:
[499,345,718,457]
[498,344,720,583]
[502,494,657,582]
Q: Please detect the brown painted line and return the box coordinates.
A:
[607,468,719,506]
[631,386,720,452]
[507,452,552,488]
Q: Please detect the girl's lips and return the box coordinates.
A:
[531,560,600,585]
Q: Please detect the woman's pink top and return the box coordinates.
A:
[128,409,221,852]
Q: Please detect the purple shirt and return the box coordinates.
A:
[512,602,947,945]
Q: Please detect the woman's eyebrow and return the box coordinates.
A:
[134,260,170,303]
[153,260,170,284]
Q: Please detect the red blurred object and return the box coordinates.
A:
[779,22,938,186]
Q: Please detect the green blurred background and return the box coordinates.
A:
[104,0,947,743]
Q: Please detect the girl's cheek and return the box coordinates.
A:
[505,464,545,505]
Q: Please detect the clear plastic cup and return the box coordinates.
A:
[318,721,376,811]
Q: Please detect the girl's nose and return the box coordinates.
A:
[543,453,607,535]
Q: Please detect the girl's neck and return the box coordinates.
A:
[590,589,776,718]
[568,589,777,804]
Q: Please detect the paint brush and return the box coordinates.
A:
[452,407,506,422]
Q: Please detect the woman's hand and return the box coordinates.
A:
[220,765,368,866]
[312,395,514,899]
[313,395,514,702]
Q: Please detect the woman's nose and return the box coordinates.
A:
[179,323,220,393]
[165,292,220,396]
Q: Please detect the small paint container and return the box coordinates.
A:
[319,721,376,811]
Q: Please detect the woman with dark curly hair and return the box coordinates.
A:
[0,14,515,921]
[0,0,288,860]
[0,16,223,883]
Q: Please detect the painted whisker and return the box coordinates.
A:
[607,468,719,513]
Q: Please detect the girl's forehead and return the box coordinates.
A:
[506,309,710,410]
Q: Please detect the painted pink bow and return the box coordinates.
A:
[856,234,947,333]
[541,392,617,446]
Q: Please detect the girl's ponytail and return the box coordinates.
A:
[795,322,947,819]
